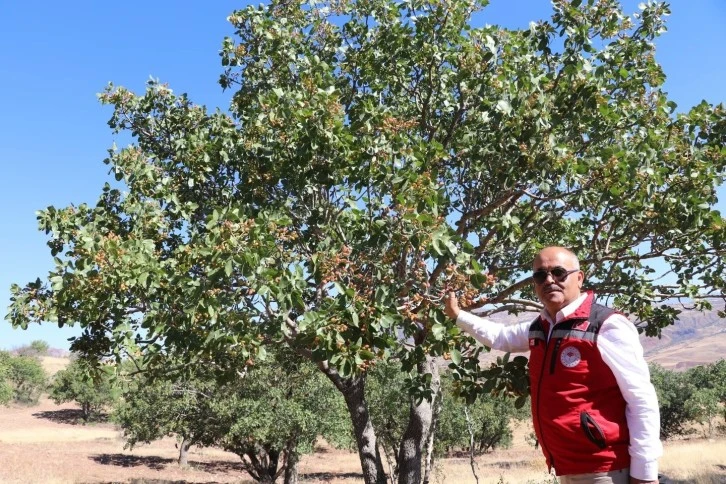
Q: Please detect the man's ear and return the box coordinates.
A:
[577,270,585,289]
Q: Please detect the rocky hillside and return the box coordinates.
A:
[641,298,725,371]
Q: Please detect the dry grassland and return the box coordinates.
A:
[1,356,724,482]
[1,396,725,483]
[40,356,72,377]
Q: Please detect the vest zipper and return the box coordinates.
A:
[549,338,562,374]
[536,335,556,472]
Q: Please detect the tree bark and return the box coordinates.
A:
[464,407,480,484]
[265,448,280,484]
[283,439,299,484]
[322,367,387,484]
[238,444,280,484]
[422,373,442,484]
[397,356,441,484]
[178,437,191,466]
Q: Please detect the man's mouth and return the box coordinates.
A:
[543,286,561,294]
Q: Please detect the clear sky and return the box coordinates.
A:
[1,1,725,351]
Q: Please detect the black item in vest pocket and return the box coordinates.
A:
[580,411,607,449]
[549,338,563,374]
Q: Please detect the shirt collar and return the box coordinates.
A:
[539,292,588,324]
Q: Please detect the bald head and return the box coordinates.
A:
[532,246,584,317]
[533,247,580,272]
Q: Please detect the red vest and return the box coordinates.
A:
[528,292,630,475]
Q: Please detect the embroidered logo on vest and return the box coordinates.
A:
[560,346,581,368]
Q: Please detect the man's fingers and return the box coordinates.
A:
[443,292,460,320]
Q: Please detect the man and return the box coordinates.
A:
[444,247,662,484]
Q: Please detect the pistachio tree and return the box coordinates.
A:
[49,356,120,422]
[115,350,350,482]
[0,351,47,405]
[7,0,726,482]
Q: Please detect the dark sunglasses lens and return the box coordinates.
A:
[550,267,569,279]
[532,271,548,284]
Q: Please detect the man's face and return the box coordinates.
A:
[533,248,584,317]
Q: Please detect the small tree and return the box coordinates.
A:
[365,361,414,482]
[436,371,525,456]
[649,364,696,439]
[16,340,51,358]
[365,360,526,482]
[0,351,47,405]
[114,375,217,466]
[116,350,352,483]
[203,352,352,484]
[685,387,721,438]
[683,360,726,437]
[30,340,50,355]
[0,351,14,405]
[49,357,119,422]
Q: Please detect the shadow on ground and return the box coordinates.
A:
[191,460,245,473]
[32,408,109,425]
[90,454,248,475]
[90,480,228,484]
[299,472,365,481]
[90,454,174,470]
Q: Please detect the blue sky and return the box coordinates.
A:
[1,1,725,350]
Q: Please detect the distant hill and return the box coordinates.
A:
[641,299,725,371]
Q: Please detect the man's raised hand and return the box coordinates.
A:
[444,292,460,320]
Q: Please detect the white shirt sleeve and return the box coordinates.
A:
[455,311,532,353]
[598,313,663,481]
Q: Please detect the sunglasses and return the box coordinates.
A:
[532,266,579,285]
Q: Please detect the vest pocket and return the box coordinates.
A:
[580,411,607,449]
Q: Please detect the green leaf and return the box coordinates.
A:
[359,349,375,360]
[431,323,446,341]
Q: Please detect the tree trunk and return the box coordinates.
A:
[257,447,280,484]
[238,444,280,484]
[422,372,442,484]
[283,440,299,484]
[178,437,191,466]
[397,356,441,484]
[266,448,281,484]
[323,368,387,484]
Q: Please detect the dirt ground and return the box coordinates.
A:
[1,397,725,483]
[0,396,550,484]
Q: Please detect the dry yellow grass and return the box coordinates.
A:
[658,439,726,484]
[40,355,70,376]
